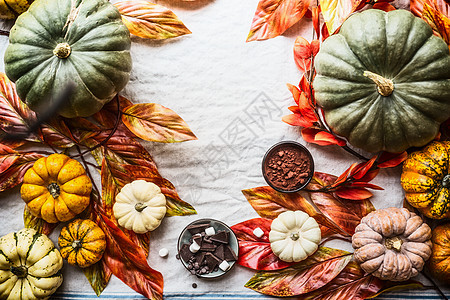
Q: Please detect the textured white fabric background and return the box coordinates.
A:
[0,0,448,298]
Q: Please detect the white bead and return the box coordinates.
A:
[253,227,264,238]
[205,227,215,236]
[189,241,201,253]
[218,260,230,271]
[159,248,169,257]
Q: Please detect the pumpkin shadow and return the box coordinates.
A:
[155,0,214,10]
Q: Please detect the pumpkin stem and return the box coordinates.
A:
[442,175,450,188]
[363,71,394,97]
[48,182,60,199]
[53,42,71,59]
[290,232,300,241]
[72,240,82,249]
[385,236,403,252]
[135,203,147,212]
[10,266,27,278]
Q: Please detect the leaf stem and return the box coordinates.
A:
[421,271,449,300]
[76,145,101,199]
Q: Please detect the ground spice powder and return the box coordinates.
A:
[263,145,312,191]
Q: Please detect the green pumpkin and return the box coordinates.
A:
[313,9,450,153]
[4,0,132,118]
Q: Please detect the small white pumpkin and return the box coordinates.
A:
[113,180,167,234]
[269,210,321,262]
[0,228,63,300]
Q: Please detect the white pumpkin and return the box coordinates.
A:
[113,180,167,234]
[269,210,321,262]
[0,228,63,300]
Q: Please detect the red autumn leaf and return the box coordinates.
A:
[39,117,76,149]
[282,113,315,127]
[294,36,313,72]
[411,0,449,19]
[0,151,43,192]
[0,144,19,173]
[287,83,301,105]
[310,39,320,56]
[350,181,383,190]
[231,218,294,271]
[357,169,380,183]
[299,75,311,98]
[242,186,345,238]
[114,0,191,39]
[335,187,373,200]
[299,262,383,299]
[298,93,318,123]
[23,206,58,236]
[351,155,377,180]
[288,106,301,113]
[332,162,358,187]
[247,0,311,42]
[122,103,197,143]
[321,23,330,40]
[312,7,321,38]
[244,247,352,296]
[302,127,346,146]
[377,151,408,168]
[373,2,397,11]
[100,214,164,300]
[0,73,40,143]
[308,172,375,236]
[92,96,134,129]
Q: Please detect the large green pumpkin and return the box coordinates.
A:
[313,9,450,153]
[4,0,132,118]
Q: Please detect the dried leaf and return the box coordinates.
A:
[39,117,76,148]
[300,262,382,300]
[308,172,375,235]
[0,73,40,142]
[100,214,164,300]
[114,0,191,39]
[247,0,311,42]
[82,261,112,296]
[411,0,449,19]
[373,2,397,11]
[245,247,352,296]
[422,3,450,44]
[319,0,364,34]
[242,186,345,237]
[302,127,346,146]
[312,7,321,37]
[282,113,314,127]
[122,103,197,143]
[23,206,58,236]
[335,187,373,200]
[231,218,294,271]
[0,151,43,192]
[377,151,407,168]
[294,36,313,72]
[367,280,425,299]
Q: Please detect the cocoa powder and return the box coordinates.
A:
[263,144,313,191]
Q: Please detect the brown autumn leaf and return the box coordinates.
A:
[23,206,58,236]
[242,186,347,238]
[0,73,39,142]
[122,103,197,143]
[82,261,112,297]
[247,0,311,42]
[0,150,43,192]
[245,247,352,296]
[319,0,364,34]
[114,0,191,39]
[39,117,76,148]
[308,172,375,236]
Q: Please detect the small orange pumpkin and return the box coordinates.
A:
[428,223,450,285]
[401,141,450,219]
[21,153,92,223]
[58,219,106,268]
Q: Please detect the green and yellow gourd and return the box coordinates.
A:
[4,0,132,118]
[313,9,450,153]
[0,0,32,19]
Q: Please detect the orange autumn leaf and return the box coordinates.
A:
[114,0,191,39]
[247,0,311,42]
[293,37,320,73]
[335,187,373,200]
[319,0,364,34]
[422,3,450,44]
[373,2,397,11]
[122,103,197,143]
[411,0,449,18]
[302,127,346,146]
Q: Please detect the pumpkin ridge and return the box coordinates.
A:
[393,90,446,124]
[25,6,56,43]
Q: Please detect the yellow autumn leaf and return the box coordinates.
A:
[114,0,191,39]
[319,0,363,34]
[422,3,450,44]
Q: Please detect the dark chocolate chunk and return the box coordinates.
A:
[200,241,217,252]
[213,244,225,260]
[210,231,229,244]
[193,235,203,247]
[223,245,238,261]
[194,251,206,265]
[192,283,197,288]
[179,244,192,262]
[204,253,222,270]
[187,223,210,235]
